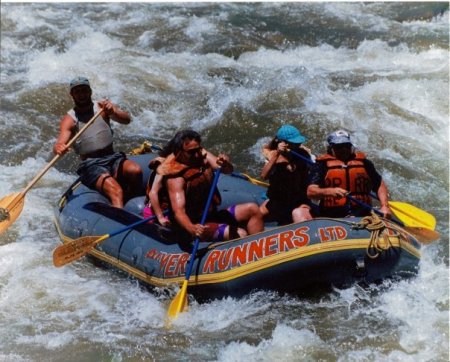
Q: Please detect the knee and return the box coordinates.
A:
[247,203,262,217]
[125,161,143,178]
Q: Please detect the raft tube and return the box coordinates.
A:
[54,154,421,301]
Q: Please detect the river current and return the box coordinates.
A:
[0,2,449,361]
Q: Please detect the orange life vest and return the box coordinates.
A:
[160,155,221,223]
[316,152,372,209]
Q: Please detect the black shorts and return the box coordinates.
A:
[76,152,126,188]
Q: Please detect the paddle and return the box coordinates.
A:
[53,211,168,267]
[0,109,103,235]
[168,167,222,320]
[346,194,440,244]
[289,149,437,231]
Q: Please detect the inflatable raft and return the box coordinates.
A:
[53,154,421,301]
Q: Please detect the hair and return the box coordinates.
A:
[160,129,202,156]
[266,137,280,151]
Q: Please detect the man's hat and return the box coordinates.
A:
[69,76,91,91]
[327,130,353,146]
[276,125,306,144]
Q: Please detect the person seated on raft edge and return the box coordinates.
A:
[306,129,392,219]
[143,130,225,227]
[53,76,143,208]
[259,125,314,225]
[142,130,203,227]
[148,129,264,243]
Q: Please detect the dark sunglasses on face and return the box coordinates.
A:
[332,143,352,150]
[185,147,202,155]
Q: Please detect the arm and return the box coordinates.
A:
[261,142,290,180]
[365,159,392,218]
[376,180,392,218]
[148,173,170,226]
[306,162,347,199]
[167,177,205,237]
[260,151,279,180]
[205,150,233,174]
[97,100,131,124]
[53,115,75,155]
[307,184,348,200]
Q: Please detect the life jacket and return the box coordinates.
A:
[158,152,221,223]
[68,101,113,156]
[316,152,372,211]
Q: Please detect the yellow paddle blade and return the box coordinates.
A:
[0,192,25,235]
[53,234,108,267]
[404,226,441,244]
[168,280,189,319]
[389,201,436,230]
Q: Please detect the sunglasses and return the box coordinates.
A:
[185,147,202,155]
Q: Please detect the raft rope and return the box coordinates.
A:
[129,141,155,155]
[352,212,399,259]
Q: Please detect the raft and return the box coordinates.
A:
[53,153,421,301]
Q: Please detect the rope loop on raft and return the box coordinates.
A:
[129,141,156,155]
[352,212,396,259]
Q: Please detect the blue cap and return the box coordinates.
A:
[276,125,306,144]
[69,76,90,91]
[327,130,353,146]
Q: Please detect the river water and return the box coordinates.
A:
[0,2,448,361]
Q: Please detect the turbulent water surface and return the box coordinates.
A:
[0,3,449,361]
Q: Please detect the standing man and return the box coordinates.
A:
[157,130,264,242]
[307,130,392,218]
[53,76,142,208]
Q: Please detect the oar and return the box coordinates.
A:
[0,109,103,235]
[289,149,437,231]
[53,211,167,267]
[379,200,436,230]
[346,194,440,244]
[168,167,222,320]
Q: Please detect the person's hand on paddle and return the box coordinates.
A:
[53,142,70,156]
[327,187,348,199]
[98,99,117,117]
[216,153,233,174]
[98,100,131,124]
[380,204,392,219]
[190,223,208,239]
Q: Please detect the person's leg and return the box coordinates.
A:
[233,203,264,235]
[259,200,270,218]
[115,159,143,200]
[292,204,313,223]
[207,223,247,241]
[95,173,124,208]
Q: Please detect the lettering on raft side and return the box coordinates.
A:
[145,226,312,277]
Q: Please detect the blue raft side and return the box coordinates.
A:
[54,153,421,301]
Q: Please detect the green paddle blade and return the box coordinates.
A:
[389,201,436,230]
[0,192,25,235]
[168,280,189,319]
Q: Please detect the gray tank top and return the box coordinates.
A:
[68,102,114,155]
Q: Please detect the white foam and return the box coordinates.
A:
[217,324,325,362]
